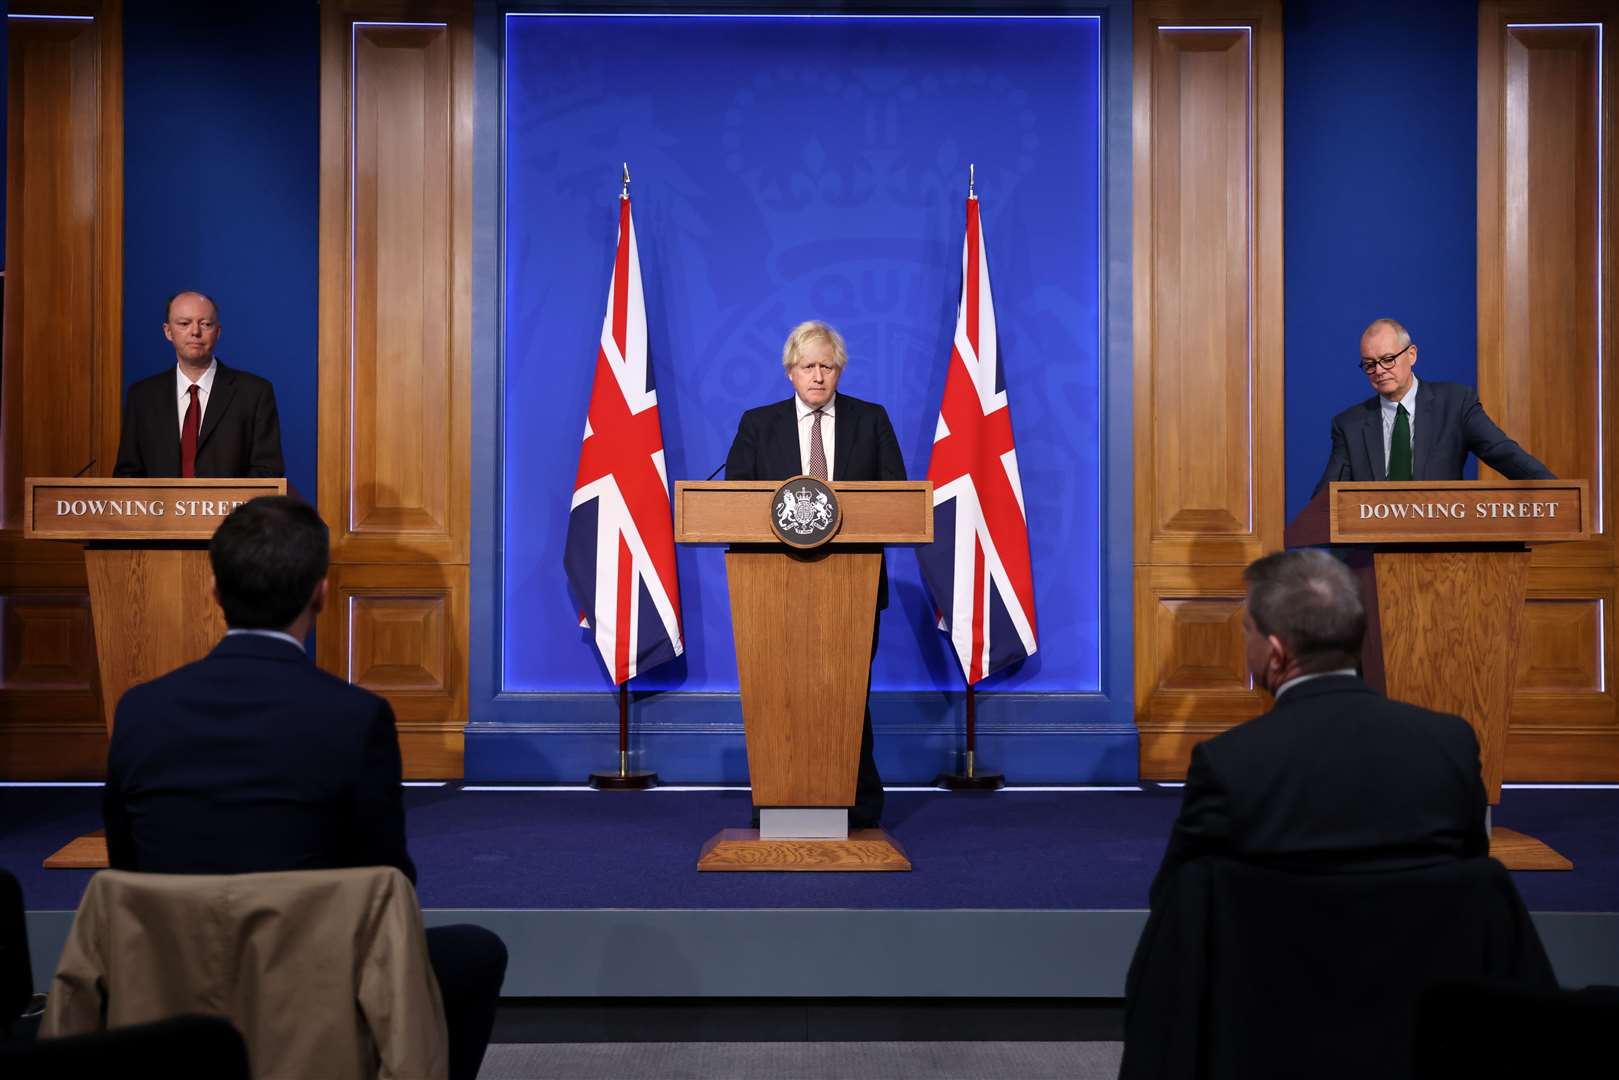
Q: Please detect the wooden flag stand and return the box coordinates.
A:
[588,685,657,790]
[675,479,931,871]
[935,684,1005,790]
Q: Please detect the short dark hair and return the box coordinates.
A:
[209,497,329,630]
[1243,549,1365,673]
[164,291,220,323]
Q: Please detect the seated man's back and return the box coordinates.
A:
[105,633,414,881]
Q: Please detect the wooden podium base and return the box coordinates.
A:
[697,828,911,871]
[1491,826,1573,871]
[44,830,108,869]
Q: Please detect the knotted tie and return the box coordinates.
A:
[180,384,201,478]
[808,408,827,480]
[1388,403,1412,481]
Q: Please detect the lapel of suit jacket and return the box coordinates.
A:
[1409,385,1436,480]
[197,361,237,451]
[1360,398,1387,481]
[831,395,854,482]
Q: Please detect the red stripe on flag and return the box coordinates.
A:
[614,534,633,684]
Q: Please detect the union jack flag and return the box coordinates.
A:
[916,196,1038,684]
[563,197,683,684]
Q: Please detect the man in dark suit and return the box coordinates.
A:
[1313,317,1553,495]
[113,291,285,478]
[724,320,906,830]
[1149,547,1488,909]
[103,497,504,1080]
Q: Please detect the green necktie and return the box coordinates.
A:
[1388,404,1413,481]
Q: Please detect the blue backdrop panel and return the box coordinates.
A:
[502,13,1103,705]
[121,1,320,506]
[1283,0,1481,519]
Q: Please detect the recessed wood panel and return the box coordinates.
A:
[1480,4,1617,781]
[349,594,448,691]
[1,594,96,690]
[1148,29,1253,539]
[0,1,122,779]
[1515,597,1604,692]
[350,23,453,541]
[1155,596,1249,691]
[319,563,467,779]
[1133,2,1283,778]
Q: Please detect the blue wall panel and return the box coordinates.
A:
[476,9,1135,782]
[121,1,319,506]
[1283,0,1481,519]
[502,13,1103,696]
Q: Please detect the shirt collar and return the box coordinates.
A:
[1274,667,1358,700]
[177,358,219,397]
[794,392,837,421]
[1380,373,1418,415]
[225,628,306,653]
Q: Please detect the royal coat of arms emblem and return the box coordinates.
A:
[769,476,841,548]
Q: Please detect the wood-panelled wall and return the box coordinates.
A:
[1479,2,1619,780]
[316,3,473,777]
[0,2,122,778]
[1132,1,1285,777]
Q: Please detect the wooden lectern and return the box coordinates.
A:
[24,476,288,867]
[675,479,932,871]
[1286,480,1589,870]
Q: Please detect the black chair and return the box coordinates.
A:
[1,868,34,1038]
[0,1013,250,1079]
[1414,978,1619,1079]
[1122,856,1557,1080]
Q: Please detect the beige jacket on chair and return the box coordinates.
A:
[42,866,448,1080]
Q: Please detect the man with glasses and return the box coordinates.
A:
[1313,317,1552,495]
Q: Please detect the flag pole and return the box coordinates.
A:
[586,159,659,792]
[590,682,658,790]
[934,161,1005,792]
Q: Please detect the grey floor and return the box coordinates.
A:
[476,1041,1123,1079]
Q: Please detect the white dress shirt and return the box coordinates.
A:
[225,627,306,653]
[795,393,837,479]
[1380,374,1419,473]
[1274,667,1358,700]
[176,359,219,432]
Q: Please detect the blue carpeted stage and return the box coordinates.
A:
[8,784,1619,998]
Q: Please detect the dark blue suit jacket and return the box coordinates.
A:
[1149,675,1488,910]
[1313,380,1554,496]
[723,393,907,607]
[104,634,414,883]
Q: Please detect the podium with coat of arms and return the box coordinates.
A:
[674,477,932,871]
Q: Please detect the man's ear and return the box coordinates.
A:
[211,575,224,613]
[309,577,330,617]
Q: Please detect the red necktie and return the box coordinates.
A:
[181,384,201,478]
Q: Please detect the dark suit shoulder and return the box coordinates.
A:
[213,360,276,393]
[736,399,796,426]
[1330,395,1382,428]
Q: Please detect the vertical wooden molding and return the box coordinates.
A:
[0,1,123,778]
[1132,1,1284,777]
[1480,2,1618,780]
[317,2,472,777]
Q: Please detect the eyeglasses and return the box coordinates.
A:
[1358,344,1411,374]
